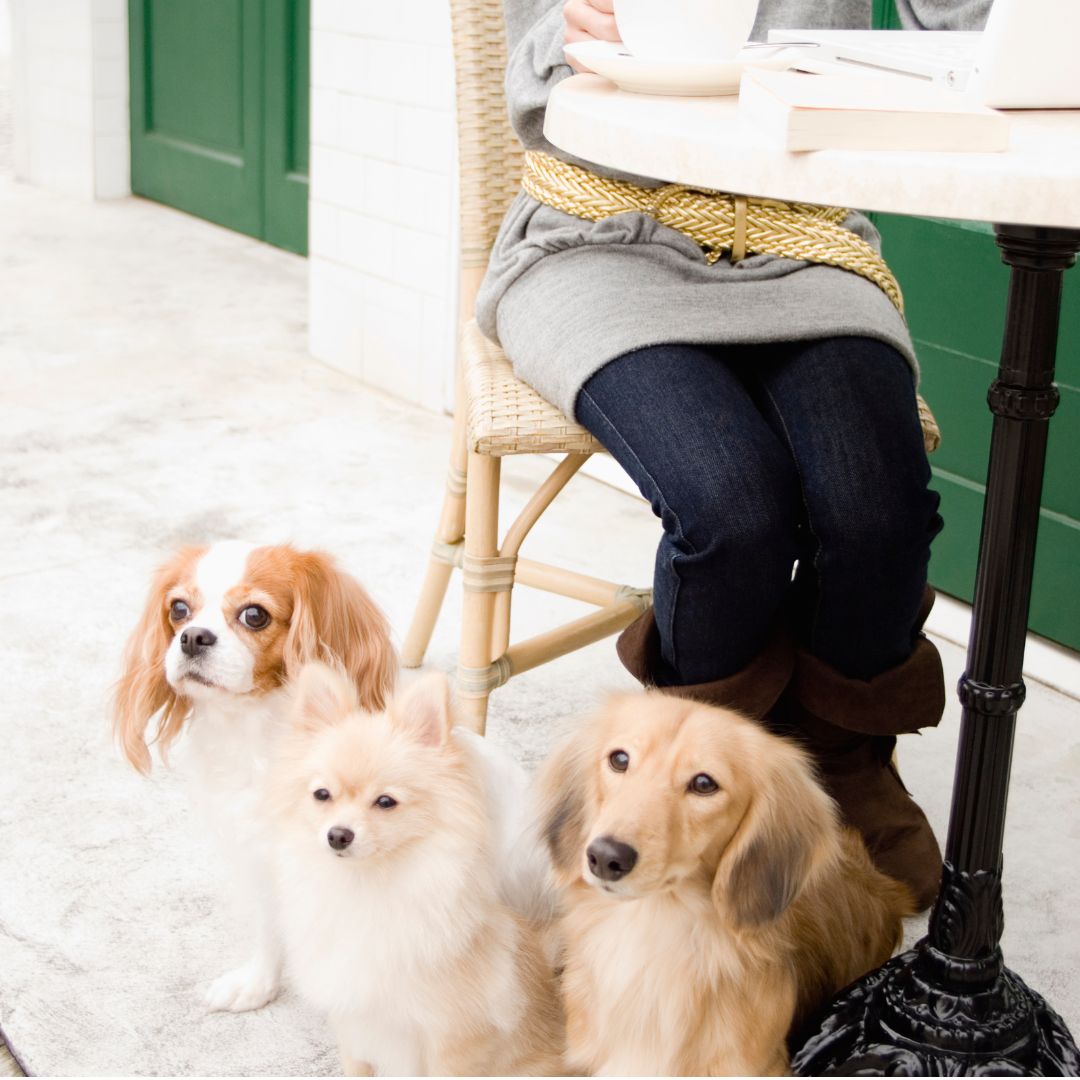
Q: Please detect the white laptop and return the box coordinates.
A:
[768,0,1080,108]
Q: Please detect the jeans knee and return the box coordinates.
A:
[674,487,800,577]
[816,483,942,580]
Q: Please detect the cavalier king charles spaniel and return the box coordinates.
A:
[113,540,396,1012]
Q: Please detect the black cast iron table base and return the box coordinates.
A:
[791,863,1079,1075]
[790,226,1080,1075]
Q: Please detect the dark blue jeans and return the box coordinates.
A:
[576,337,943,685]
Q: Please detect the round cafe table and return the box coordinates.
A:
[546,73,1080,1074]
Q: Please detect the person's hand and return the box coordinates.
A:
[563,0,620,72]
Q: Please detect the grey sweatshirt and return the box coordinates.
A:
[475,0,984,419]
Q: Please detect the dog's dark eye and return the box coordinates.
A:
[239,605,270,630]
[169,599,190,622]
[608,749,630,773]
[375,795,397,810]
[689,773,719,795]
[313,788,331,802]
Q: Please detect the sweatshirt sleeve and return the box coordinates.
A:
[503,0,574,151]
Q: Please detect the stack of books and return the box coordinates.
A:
[738,68,1011,152]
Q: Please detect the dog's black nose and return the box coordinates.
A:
[180,627,217,657]
[327,826,354,852]
[587,835,638,882]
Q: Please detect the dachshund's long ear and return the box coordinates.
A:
[111,552,198,774]
[535,726,595,885]
[283,551,397,713]
[713,730,838,928]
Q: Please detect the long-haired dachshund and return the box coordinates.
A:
[538,691,911,1076]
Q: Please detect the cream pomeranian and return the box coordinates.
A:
[267,663,564,1076]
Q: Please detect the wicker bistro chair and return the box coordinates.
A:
[400,0,652,731]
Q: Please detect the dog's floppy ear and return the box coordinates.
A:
[111,552,196,774]
[291,661,359,731]
[536,727,594,884]
[713,732,838,927]
[392,671,454,747]
[284,550,397,713]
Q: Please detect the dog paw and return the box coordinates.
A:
[204,962,280,1012]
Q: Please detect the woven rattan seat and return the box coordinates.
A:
[463,321,604,457]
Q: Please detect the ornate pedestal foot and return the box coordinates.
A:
[791,864,1079,1075]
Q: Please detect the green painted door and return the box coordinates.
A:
[129,0,309,255]
[871,0,1080,652]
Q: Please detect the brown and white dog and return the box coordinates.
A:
[538,691,911,1076]
[113,540,395,1012]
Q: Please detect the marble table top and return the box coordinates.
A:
[545,75,1080,228]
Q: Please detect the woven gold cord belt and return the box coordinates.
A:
[522,150,904,315]
[521,150,944,451]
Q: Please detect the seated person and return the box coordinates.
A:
[477,0,990,910]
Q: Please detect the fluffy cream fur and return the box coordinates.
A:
[538,691,912,1076]
[269,664,564,1076]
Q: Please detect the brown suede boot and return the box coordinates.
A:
[615,607,795,720]
[776,630,946,913]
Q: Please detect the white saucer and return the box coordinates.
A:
[564,40,802,97]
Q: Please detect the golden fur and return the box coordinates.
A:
[112,544,395,773]
[539,691,911,1076]
[269,666,565,1076]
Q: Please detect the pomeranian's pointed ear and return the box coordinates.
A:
[393,671,453,747]
[292,661,359,731]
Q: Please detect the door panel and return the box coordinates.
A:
[130,0,263,239]
[263,0,310,254]
[147,2,245,151]
[129,0,309,253]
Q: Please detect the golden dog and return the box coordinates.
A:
[538,691,911,1076]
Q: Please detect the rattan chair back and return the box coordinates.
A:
[449,0,525,304]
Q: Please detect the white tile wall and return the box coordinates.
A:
[90,0,129,198]
[0,0,12,56]
[308,0,458,414]
[10,0,129,198]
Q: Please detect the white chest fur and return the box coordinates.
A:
[178,690,290,858]
[275,838,527,1073]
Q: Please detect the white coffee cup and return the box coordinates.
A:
[615,0,761,62]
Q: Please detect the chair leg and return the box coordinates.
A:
[400,470,465,668]
[490,587,512,668]
[489,453,591,662]
[456,451,503,734]
[400,409,468,669]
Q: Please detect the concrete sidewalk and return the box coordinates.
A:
[1,166,1078,1072]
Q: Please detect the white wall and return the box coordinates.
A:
[308,0,458,414]
[0,0,12,56]
[89,0,129,198]
[10,0,128,199]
